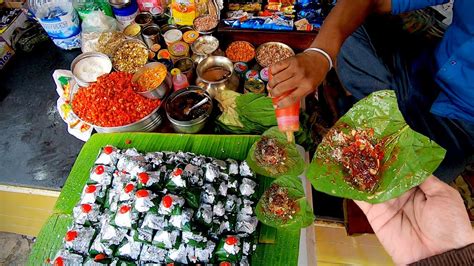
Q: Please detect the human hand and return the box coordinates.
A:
[268,51,330,108]
[355,176,474,265]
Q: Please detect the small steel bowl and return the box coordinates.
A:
[225,41,255,63]
[71,52,112,87]
[132,62,172,99]
[165,86,213,134]
[112,39,149,73]
[192,15,219,35]
[108,0,131,9]
[255,42,295,68]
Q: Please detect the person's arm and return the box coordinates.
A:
[268,0,391,108]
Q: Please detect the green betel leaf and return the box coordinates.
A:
[246,127,305,178]
[256,175,314,229]
[307,90,446,203]
[236,93,278,127]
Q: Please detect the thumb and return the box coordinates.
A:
[418,175,452,196]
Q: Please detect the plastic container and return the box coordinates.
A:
[112,0,139,30]
[28,0,82,50]
[73,0,113,20]
[137,0,163,15]
[169,41,189,63]
[163,29,182,46]
[171,68,189,91]
[269,73,300,142]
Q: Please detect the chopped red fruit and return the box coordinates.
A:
[95,165,105,175]
[138,172,149,185]
[124,183,134,193]
[162,195,173,208]
[119,205,131,214]
[65,230,78,241]
[166,263,174,266]
[136,190,149,198]
[54,257,64,266]
[94,253,107,261]
[173,168,183,176]
[103,146,113,155]
[225,236,238,245]
[125,139,132,145]
[46,258,51,263]
[85,185,97,193]
[220,262,232,266]
[81,204,92,213]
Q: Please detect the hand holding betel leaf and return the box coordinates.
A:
[307,91,446,203]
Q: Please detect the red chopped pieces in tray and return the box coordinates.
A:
[72,72,161,127]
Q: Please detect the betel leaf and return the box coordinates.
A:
[246,127,305,178]
[236,93,278,128]
[256,175,314,229]
[307,90,446,203]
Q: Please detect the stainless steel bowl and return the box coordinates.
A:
[108,0,131,9]
[191,35,219,64]
[71,52,112,87]
[132,62,172,100]
[94,106,163,133]
[255,42,295,68]
[192,15,218,35]
[70,82,163,133]
[165,87,213,134]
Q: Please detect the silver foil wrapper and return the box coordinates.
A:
[170,208,194,230]
[73,203,100,225]
[239,161,254,177]
[153,230,180,249]
[90,233,113,256]
[213,201,225,217]
[227,159,239,175]
[136,227,154,243]
[90,165,114,186]
[201,184,217,205]
[239,178,257,197]
[218,181,228,197]
[139,243,167,263]
[116,235,142,260]
[236,215,258,235]
[52,249,84,265]
[168,243,188,264]
[158,194,185,215]
[95,146,120,166]
[212,159,227,170]
[134,191,156,213]
[204,163,220,183]
[64,225,95,255]
[80,184,106,205]
[197,203,213,224]
[141,213,168,231]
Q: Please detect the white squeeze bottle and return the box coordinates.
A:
[28,0,82,50]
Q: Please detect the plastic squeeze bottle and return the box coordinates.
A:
[269,72,300,143]
[171,68,189,91]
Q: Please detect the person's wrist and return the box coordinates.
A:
[303,47,333,71]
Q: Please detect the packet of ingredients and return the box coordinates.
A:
[53,70,93,142]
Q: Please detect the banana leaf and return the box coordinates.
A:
[246,127,305,178]
[28,133,301,266]
[256,175,314,229]
[307,90,446,203]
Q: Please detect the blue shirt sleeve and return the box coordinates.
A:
[391,0,450,14]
